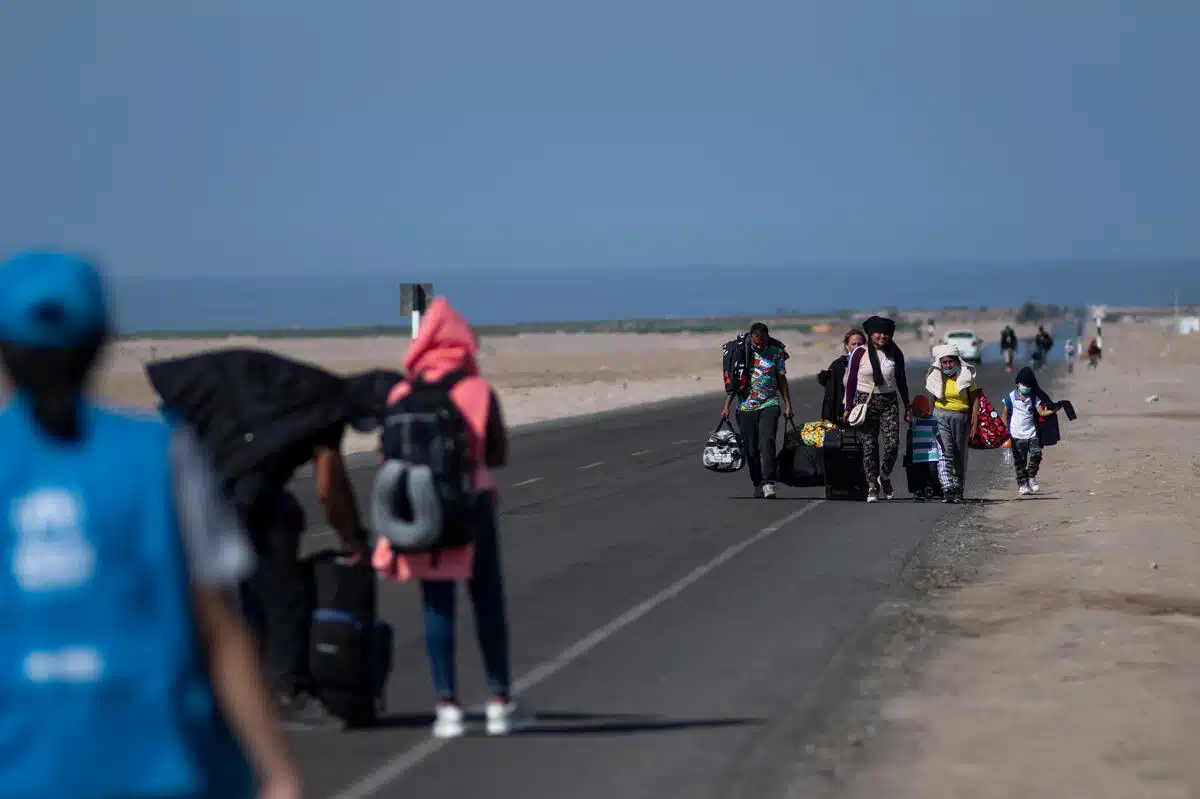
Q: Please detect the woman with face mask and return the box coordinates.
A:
[925,344,980,502]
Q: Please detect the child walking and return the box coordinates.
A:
[1000,367,1056,495]
[904,395,942,501]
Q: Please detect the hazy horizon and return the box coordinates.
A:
[108,262,1198,333]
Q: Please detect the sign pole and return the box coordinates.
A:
[400,282,434,341]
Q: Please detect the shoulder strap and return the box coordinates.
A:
[413,369,470,392]
[438,370,470,392]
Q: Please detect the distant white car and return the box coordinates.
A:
[941,329,983,362]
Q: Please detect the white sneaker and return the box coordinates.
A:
[1030,479,1041,494]
[762,482,777,499]
[1018,484,1031,496]
[432,704,465,739]
[486,700,534,736]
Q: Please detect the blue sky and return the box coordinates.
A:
[1,1,1198,276]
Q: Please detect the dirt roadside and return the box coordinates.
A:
[789,322,1200,799]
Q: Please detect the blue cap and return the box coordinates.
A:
[0,251,109,348]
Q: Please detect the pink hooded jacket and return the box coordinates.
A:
[372,297,498,581]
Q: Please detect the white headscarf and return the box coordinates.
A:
[926,344,976,399]
[931,343,959,361]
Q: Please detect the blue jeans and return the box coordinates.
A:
[420,495,512,700]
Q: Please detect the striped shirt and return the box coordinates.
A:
[910,417,940,463]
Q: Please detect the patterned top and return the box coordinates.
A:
[738,345,787,412]
[909,417,940,463]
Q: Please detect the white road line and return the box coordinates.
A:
[630,449,652,456]
[511,477,545,487]
[329,500,825,799]
[577,461,604,470]
[671,438,695,445]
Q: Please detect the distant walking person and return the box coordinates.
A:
[371,297,530,738]
[817,328,866,424]
[926,344,980,503]
[0,251,300,799]
[1000,325,1018,372]
[1088,338,1102,369]
[721,322,793,498]
[844,316,911,502]
[1064,338,1077,373]
[1034,325,1054,368]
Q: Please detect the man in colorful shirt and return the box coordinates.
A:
[721,322,793,498]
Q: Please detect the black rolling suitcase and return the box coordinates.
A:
[306,550,393,727]
[822,429,870,500]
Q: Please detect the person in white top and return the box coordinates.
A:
[842,316,912,501]
[999,367,1056,495]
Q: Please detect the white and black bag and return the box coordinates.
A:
[702,419,745,473]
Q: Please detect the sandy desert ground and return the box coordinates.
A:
[52,317,1038,454]
[833,320,1200,799]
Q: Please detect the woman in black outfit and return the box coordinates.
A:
[817,328,866,424]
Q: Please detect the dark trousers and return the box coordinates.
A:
[737,405,781,487]
[1011,437,1044,484]
[856,391,900,485]
[420,495,512,700]
[240,494,312,698]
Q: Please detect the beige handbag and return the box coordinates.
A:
[847,385,875,427]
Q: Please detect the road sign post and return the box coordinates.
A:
[400,283,434,340]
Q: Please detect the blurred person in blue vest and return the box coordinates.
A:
[0,251,300,799]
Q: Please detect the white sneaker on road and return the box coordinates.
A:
[763,482,777,499]
[486,701,534,736]
[1030,479,1041,493]
[1018,484,1031,496]
[433,704,465,739]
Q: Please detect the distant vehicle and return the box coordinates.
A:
[941,329,983,362]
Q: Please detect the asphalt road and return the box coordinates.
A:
[286,360,1024,799]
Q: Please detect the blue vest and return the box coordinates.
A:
[0,399,253,798]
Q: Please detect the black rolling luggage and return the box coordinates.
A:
[822,429,869,500]
[306,550,393,727]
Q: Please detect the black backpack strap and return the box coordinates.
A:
[412,369,470,391]
[407,370,472,401]
[438,370,470,392]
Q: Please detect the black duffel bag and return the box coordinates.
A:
[776,421,825,487]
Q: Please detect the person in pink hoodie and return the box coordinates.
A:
[371,297,530,739]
